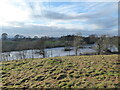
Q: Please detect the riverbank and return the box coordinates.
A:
[1,54,119,88]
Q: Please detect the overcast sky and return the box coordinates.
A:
[0,0,118,37]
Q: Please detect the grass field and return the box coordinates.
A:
[0,55,119,88]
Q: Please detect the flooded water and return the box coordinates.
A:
[1,47,96,61]
[1,44,118,61]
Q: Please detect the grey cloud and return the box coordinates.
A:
[33,10,76,20]
[32,7,117,31]
[33,10,100,20]
[8,22,25,26]
[87,17,118,30]
[2,25,117,37]
[28,2,117,32]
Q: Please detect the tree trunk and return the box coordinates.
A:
[75,48,78,56]
[51,49,52,57]
[31,49,34,60]
[43,51,46,58]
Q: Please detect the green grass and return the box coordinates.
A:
[0,54,119,88]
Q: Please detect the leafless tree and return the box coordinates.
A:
[35,39,46,58]
[64,41,72,56]
[73,33,84,56]
[95,35,110,55]
[16,41,29,60]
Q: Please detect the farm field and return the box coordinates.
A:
[0,54,119,88]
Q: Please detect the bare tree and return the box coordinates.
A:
[95,35,110,55]
[35,39,46,58]
[73,33,84,56]
[16,41,29,60]
[64,41,72,56]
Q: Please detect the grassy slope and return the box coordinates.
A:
[0,55,119,88]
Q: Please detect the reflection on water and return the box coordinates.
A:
[1,44,118,61]
[1,47,96,61]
